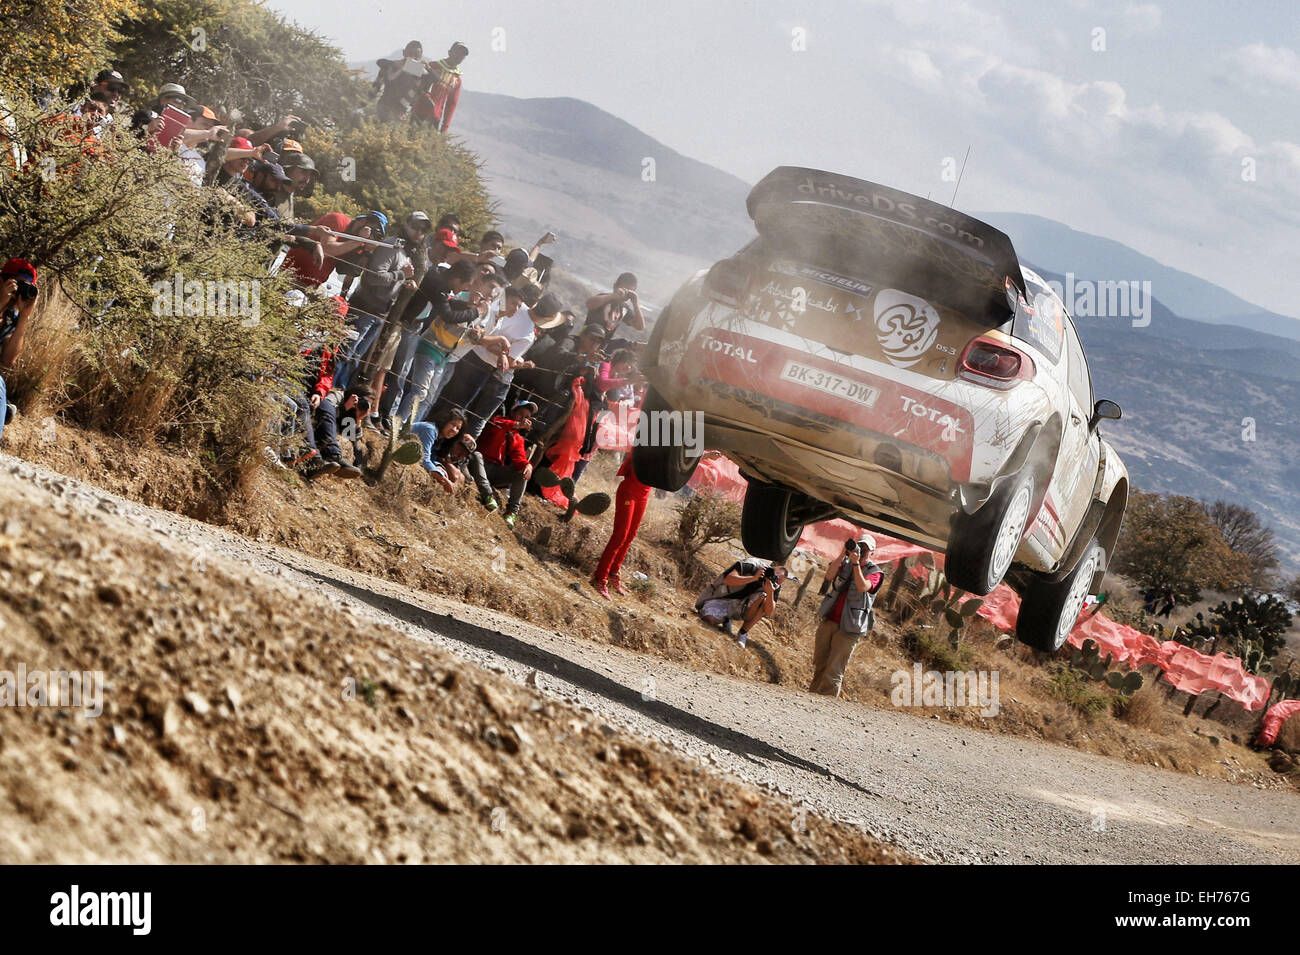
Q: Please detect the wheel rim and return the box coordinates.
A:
[989,482,1032,584]
[1054,551,1099,649]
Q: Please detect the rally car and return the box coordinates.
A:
[631,166,1129,651]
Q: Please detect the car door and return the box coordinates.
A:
[1051,320,1101,555]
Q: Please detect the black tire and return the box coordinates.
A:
[1016,539,1104,652]
[629,388,703,491]
[741,482,804,561]
[945,468,1036,596]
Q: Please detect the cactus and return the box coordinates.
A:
[1067,638,1144,695]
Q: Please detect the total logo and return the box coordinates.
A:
[699,334,759,363]
[899,395,965,436]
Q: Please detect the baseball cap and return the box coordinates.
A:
[251,160,291,183]
[191,104,218,121]
[157,82,192,103]
[510,400,538,415]
[433,227,459,249]
[1,258,37,285]
[229,136,253,150]
[856,534,877,551]
[279,138,304,154]
[280,151,316,173]
[94,69,129,89]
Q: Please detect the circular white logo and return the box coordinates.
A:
[874,289,941,368]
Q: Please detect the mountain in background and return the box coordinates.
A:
[451,91,753,306]
[975,212,1300,343]
[413,87,1300,569]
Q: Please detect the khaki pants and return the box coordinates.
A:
[810,618,861,697]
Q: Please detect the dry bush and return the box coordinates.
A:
[4,284,82,414]
[674,489,740,562]
[1116,686,1173,734]
[1277,715,1300,756]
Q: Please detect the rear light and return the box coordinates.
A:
[704,258,756,307]
[958,336,1034,390]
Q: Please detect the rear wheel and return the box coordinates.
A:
[741,482,804,561]
[629,388,702,491]
[945,469,1036,595]
[1016,539,1104,652]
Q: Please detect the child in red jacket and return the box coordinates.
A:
[468,400,535,528]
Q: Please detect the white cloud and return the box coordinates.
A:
[1223,42,1300,93]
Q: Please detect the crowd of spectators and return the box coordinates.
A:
[10,47,650,537]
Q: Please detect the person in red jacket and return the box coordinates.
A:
[411,42,467,132]
[590,453,653,600]
[468,400,535,528]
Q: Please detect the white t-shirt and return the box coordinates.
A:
[472,306,536,382]
[449,296,501,363]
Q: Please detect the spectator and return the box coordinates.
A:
[276,150,317,218]
[153,83,195,115]
[585,273,645,346]
[333,220,418,391]
[697,560,790,649]
[389,258,496,426]
[409,406,466,493]
[431,290,562,438]
[589,453,653,599]
[0,259,39,445]
[375,41,428,121]
[88,69,129,120]
[282,211,374,289]
[358,213,436,403]
[411,42,468,132]
[333,211,388,298]
[311,384,373,479]
[811,536,884,696]
[467,400,536,529]
[208,135,268,187]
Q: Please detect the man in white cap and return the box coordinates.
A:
[812,535,885,696]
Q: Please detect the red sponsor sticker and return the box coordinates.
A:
[685,328,974,481]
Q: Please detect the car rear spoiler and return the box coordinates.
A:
[746,166,1026,322]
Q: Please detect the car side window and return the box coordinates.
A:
[1011,277,1063,364]
[1063,320,1092,411]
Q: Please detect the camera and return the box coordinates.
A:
[843,539,859,555]
[287,118,308,139]
[14,280,37,302]
[763,566,779,584]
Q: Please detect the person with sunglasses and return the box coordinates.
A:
[0,259,39,445]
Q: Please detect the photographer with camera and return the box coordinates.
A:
[0,260,39,445]
[811,535,884,697]
[697,560,791,649]
[584,273,645,347]
[376,41,429,121]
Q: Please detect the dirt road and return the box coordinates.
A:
[5,455,1297,864]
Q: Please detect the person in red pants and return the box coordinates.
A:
[590,454,652,599]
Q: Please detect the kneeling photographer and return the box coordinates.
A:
[697,559,791,649]
[811,535,884,697]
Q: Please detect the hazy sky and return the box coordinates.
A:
[270,0,1300,318]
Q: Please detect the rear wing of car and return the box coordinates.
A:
[746,166,1026,323]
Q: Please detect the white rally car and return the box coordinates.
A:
[632,167,1129,651]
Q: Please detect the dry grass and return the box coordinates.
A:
[1117,687,1174,733]
[4,283,82,415]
